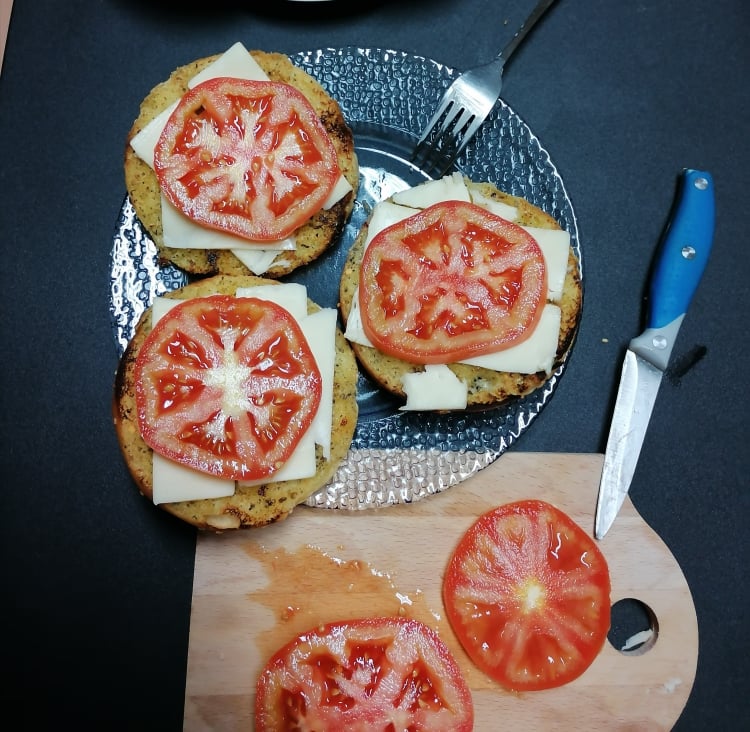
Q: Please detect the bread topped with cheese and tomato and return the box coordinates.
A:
[124,42,358,279]
[113,274,359,530]
[339,174,582,410]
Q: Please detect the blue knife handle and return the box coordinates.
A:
[630,169,715,371]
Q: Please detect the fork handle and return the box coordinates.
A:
[497,0,557,66]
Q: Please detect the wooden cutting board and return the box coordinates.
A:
[184,452,697,730]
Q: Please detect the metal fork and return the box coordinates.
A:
[411,0,558,177]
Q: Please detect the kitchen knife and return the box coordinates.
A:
[594,168,715,540]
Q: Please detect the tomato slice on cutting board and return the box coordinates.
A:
[254,617,474,731]
[134,295,322,482]
[443,499,611,692]
[154,77,340,241]
[358,200,548,364]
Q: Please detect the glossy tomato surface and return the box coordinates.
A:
[154,77,340,241]
[135,295,322,481]
[255,617,474,731]
[443,499,611,692]
[359,200,547,364]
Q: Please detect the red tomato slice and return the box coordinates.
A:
[153,77,340,242]
[443,499,611,692]
[255,617,474,731]
[134,295,322,482]
[359,200,548,364]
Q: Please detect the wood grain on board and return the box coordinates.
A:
[185,451,698,730]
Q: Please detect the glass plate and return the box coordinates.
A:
[109,46,582,510]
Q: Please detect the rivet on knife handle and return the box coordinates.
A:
[594,169,715,540]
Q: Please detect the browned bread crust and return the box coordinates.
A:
[113,275,359,530]
[124,50,359,278]
[338,180,582,408]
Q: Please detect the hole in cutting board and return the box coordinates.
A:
[607,597,659,655]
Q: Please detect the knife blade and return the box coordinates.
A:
[594,168,715,540]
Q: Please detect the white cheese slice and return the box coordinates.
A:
[297,308,337,459]
[235,282,308,321]
[323,174,354,210]
[187,41,268,88]
[460,304,562,374]
[522,226,571,303]
[230,248,284,276]
[391,171,470,208]
[149,282,335,502]
[129,102,179,168]
[388,172,519,222]
[400,365,468,411]
[152,452,235,505]
[160,200,295,251]
[364,201,420,245]
[237,427,316,488]
[152,294,180,321]
[128,41,350,273]
[469,189,519,221]
[343,287,368,346]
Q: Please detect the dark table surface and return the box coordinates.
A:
[2,0,748,729]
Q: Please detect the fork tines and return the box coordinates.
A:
[410,100,476,179]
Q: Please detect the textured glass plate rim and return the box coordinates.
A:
[109,46,582,511]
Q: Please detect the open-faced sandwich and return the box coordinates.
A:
[339,173,582,411]
[124,42,359,278]
[113,274,359,530]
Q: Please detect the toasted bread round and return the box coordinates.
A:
[124,50,359,278]
[339,180,582,408]
[113,275,359,530]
